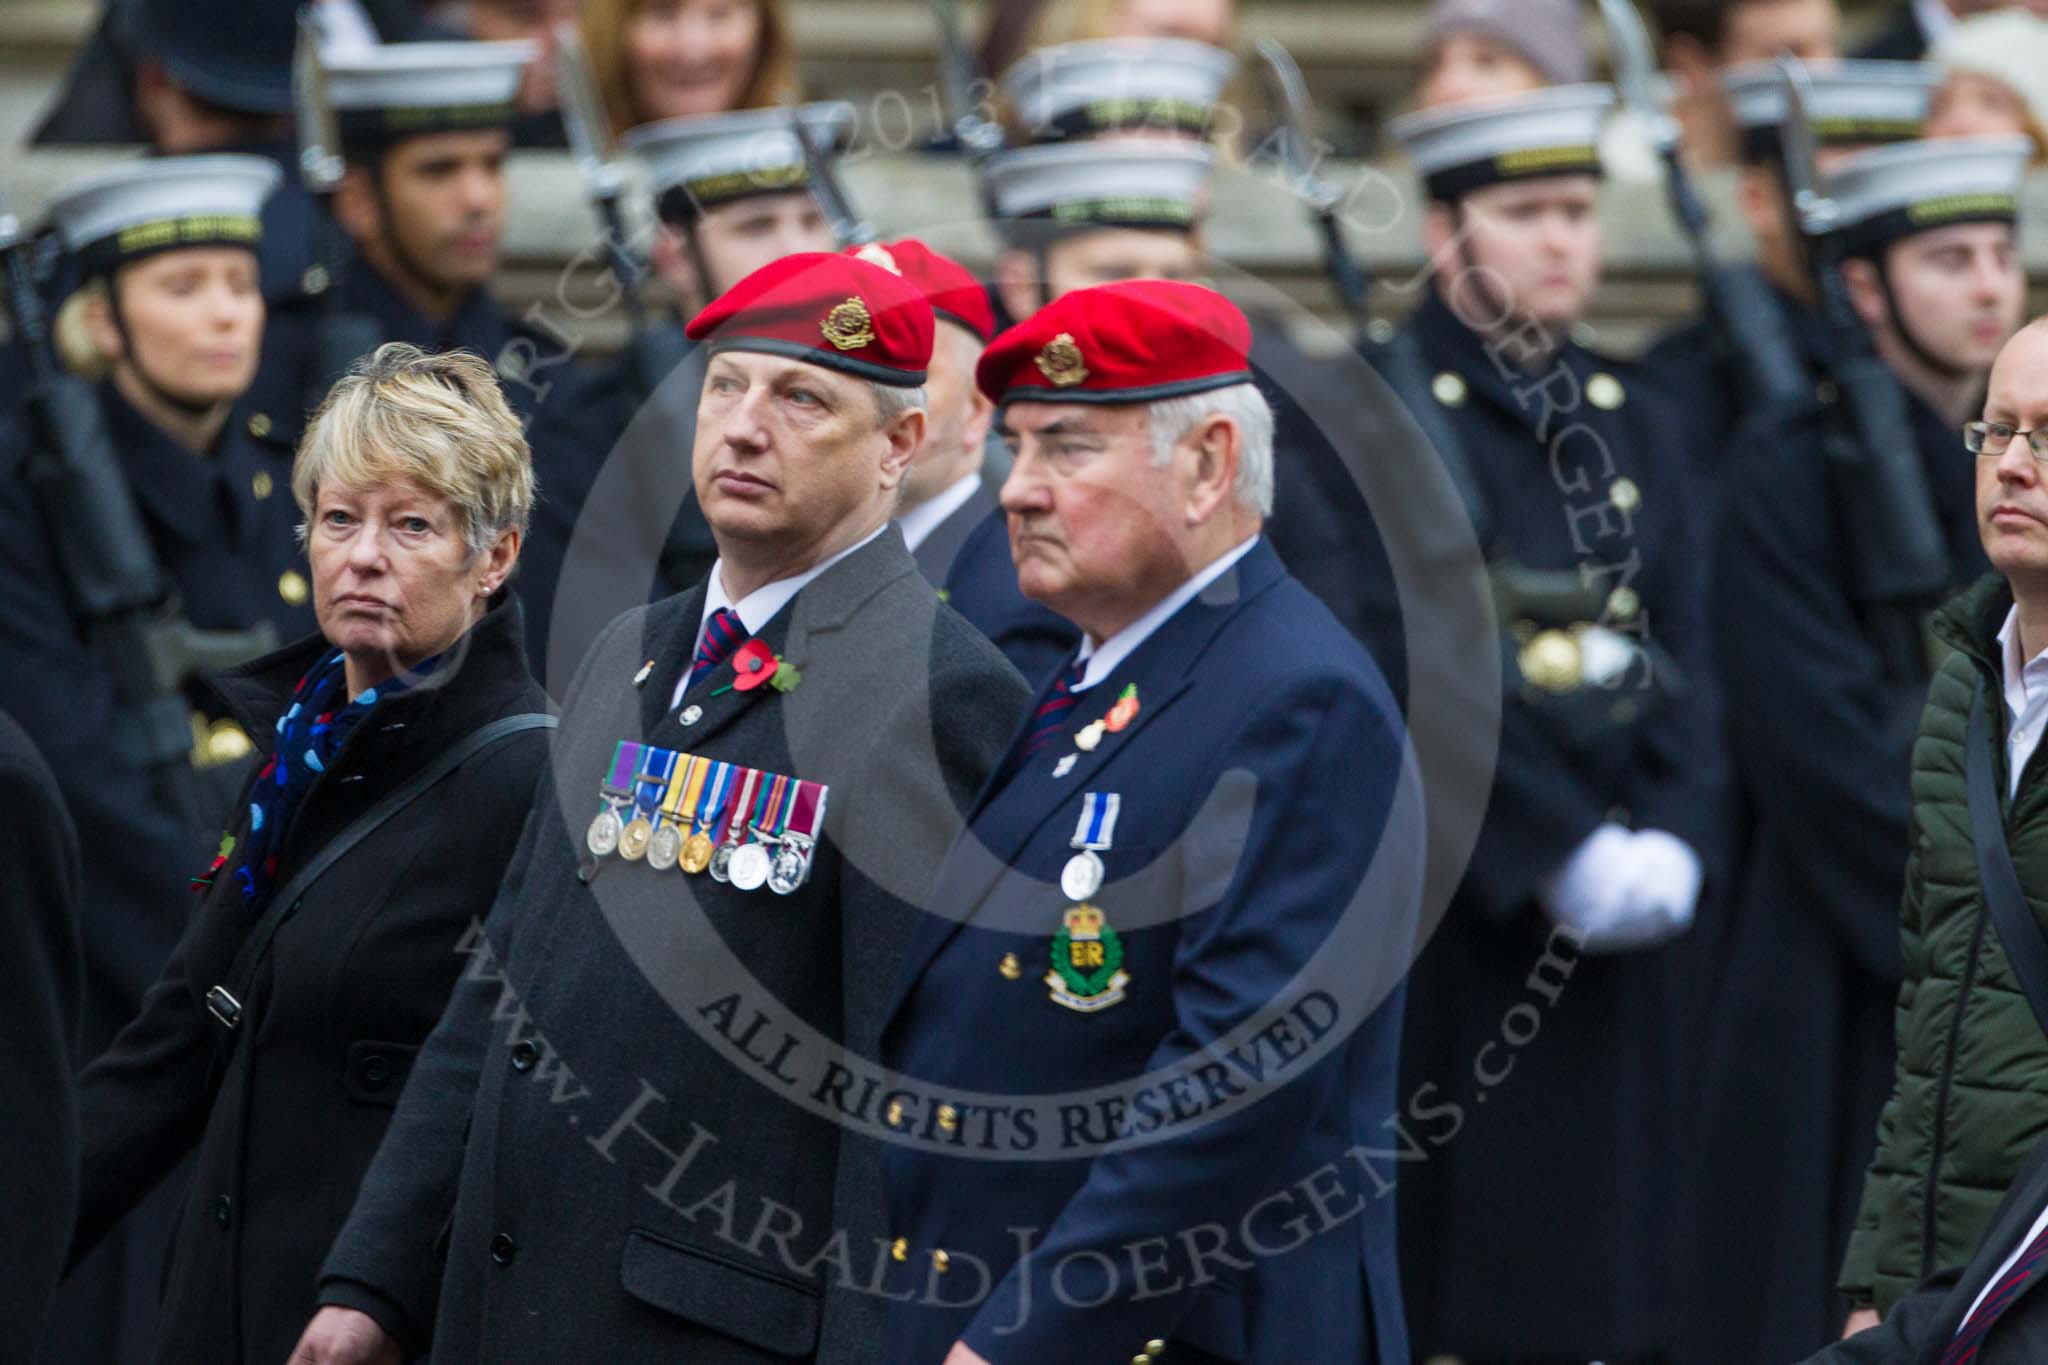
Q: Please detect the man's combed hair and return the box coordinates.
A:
[869,381,929,428]
[292,342,536,560]
[1146,381,1276,517]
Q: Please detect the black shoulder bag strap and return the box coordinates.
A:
[202,711,557,1078]
[1967,676,2048,1035]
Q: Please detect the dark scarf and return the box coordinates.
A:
[229,648,421,910]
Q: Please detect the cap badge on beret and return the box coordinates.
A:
[821,297,877,351]
[1036,333,1089,387]
[854,242,901,275]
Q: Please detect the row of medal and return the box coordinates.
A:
[586,741,828,895]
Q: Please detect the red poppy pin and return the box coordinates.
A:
[721,638,803,695]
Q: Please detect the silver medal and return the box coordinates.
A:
[768,833,812,895]
[729,841,772,891]
[1061,850,1104,902]
[586,808,623,857]
[647,824,682,870]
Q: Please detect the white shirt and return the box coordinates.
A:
[896,473,982,553]
[1997,607,2048,798]
[1071,535,1261,693]
[668,525,887,710]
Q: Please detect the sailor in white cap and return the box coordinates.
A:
[622,101,854,316]
[515,102,857,678]
[1000,35,1236,144]
[243,40,544,458]
[1640,59,1943,474]
[1385,83,1725,1362]
[983,138,1213,325]
[0,161,323,1346]
[1708,131,2031,1361]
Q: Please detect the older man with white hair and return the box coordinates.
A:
[878,279,1417,1365]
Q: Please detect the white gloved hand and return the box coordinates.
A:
[1538,823,1636,937]
[1622,828,1703,929]
[1539,824,1700,953]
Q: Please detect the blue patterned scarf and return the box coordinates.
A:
[230,648,418,912]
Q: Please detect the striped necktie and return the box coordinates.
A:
[1942,1216,2048,1363]
[687,607,748,692]
[1019,659,1089,761]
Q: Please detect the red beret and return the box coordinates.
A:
[842,239,997,344]
[976,279,1253,405]
[685,252,934,386]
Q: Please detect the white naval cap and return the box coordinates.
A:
[1721,59,1937,161]
[323,40,535,152]
[1388,84,1614,201]
[1821,134,2031,255]
[1001,38,1238,143]
[622,102,856,220]
[983,138,1215,238]
[47,153,281,277]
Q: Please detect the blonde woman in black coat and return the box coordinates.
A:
[66,344,553,1365]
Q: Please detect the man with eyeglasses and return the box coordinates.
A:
[1707,133,2031,1357]
[1794,315,2048,1364]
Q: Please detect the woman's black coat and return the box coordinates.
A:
[69,592,551,1365]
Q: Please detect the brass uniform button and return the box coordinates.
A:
[1431,371,1467,407]
[204,719,253,765]
[937,1104,958,1132]
[885,1100,905,1128]
[278,570,309,606]
[1586,371,1626,410]
[247,411,273,439]
[252,470,274,500]
[1608,477,1642,515]
[890,1238,908,1262]
[931,1248,950,1273]
[1606,586,1640,622]
[1133,1357,1151,1365]
[1517,629,1583,694]
[1146,1341,1168,1355]
[999,952,1021,980]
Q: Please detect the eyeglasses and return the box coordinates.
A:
[1966,421,2048,461]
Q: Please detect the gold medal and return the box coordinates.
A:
[681,831,716,874]
[619,817,653,861]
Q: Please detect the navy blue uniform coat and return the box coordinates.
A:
[881,539,1417,1365]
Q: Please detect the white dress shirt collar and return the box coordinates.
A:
[1071,535,1261,693]
[670,523,888,709]
[1996,605,2048,797]
[1913,0,1955,47]
[896,473,983,553]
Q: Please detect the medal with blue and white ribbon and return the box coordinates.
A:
[619,746,677,861]
[1062,791,1120,902]
[683,759,734,875]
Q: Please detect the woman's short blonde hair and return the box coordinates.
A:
[292,343,535,559]
[582,0,800,140]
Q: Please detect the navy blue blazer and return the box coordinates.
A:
[880,538,1417,1365]
[939,506,1082,688]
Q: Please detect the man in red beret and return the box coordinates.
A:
[878,279,1419,1365]
[292,253,1029,1365]
[841,239,1003,585]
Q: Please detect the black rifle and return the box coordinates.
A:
[791,105,873,248]
[553,20,684,405]
[930,0,1007,223]
[296,8,384,386]
[1777,55,1951,683]
[1,195,274,830]
[1596,0,1807,411]
[1253,37,1495,556]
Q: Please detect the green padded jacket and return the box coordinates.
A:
[1841,573,2048,1312]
